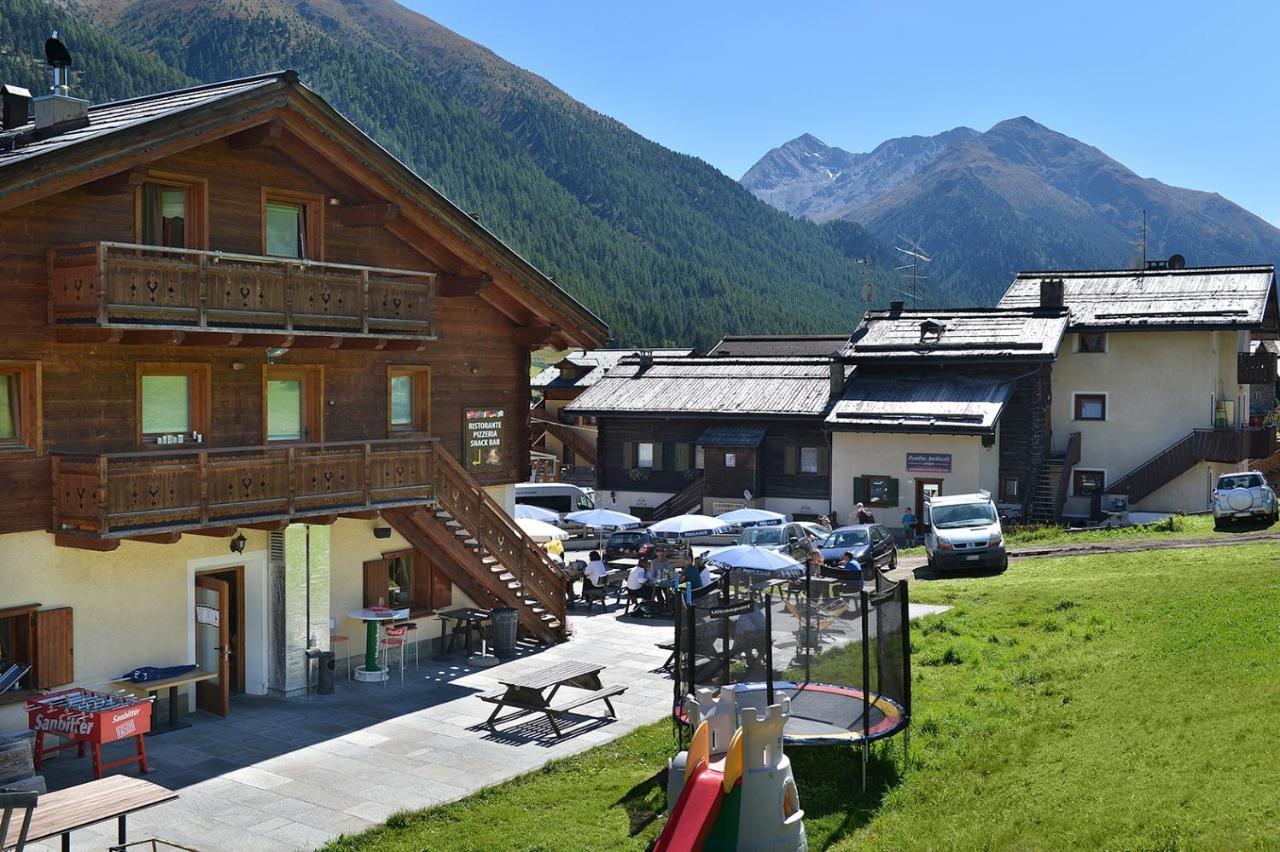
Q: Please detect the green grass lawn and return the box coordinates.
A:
[896,512,1278,558]
[324,543,1280,851]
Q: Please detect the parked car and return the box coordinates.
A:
[604,529,655,563]
[815,524,897,577]
[923,492,1007,572]
[737,522,817,559]
[1212,471,1278,527]
[796,521,832,542]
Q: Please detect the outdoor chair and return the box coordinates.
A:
[0,790,38,851]
[379,625,409,687]
[583,580,609,613]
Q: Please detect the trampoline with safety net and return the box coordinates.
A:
[672,566,911,754]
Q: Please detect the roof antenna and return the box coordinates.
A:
[1137,208,1147,271]
[894,234,931,308]
[45,31,72,97]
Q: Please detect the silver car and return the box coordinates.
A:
[1212,471,1277,527]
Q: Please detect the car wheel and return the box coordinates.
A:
[889,554,898,572]
[1213,517,1224,531]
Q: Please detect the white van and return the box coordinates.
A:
[514,482,597,514]
[922,491,1007,572]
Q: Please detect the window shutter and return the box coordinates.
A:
[817,446,829,475]
[622,440,634,468]
[784,446,796,475]
[674,443,689,470]
[363,559,389,608]
[34,607,73,688]
[853,478,866,505]
[651,442,664,472]
[886,477,900,507]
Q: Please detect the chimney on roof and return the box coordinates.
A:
[919,318,946,341]
[33,31,88,135]
[1,84,31,130]
[829,360,845,400]
[1039,277,1064,309]
[637,349,654,372]
[889,300,904,316]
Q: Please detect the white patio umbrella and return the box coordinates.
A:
[564,508,643,530]
[515,503,560,524]
[648,513,732,539]
[703,545,805,578]
[516,517,570,542]
[715,507,786,528]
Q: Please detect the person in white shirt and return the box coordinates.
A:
[624,557,651,615]
[583,550,608,593]
[696,555,714,588]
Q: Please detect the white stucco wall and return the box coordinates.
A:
[830,431,999,530]
[1051,330,1245,512]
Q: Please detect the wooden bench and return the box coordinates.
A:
[480,661,627,737]
[2,776,177,852]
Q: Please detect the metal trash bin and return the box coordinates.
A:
[491,607,518,658]
[317,651,336,694]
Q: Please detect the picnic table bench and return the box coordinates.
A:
[479,661,626,737]
[110,669,217,735]
[2,776,177,852]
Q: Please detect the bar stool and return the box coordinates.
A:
[391,617,421,669]
[331,633,353,680]
[379,624,409,687]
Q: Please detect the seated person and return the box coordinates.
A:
[625,557,652,613]
[837,550,864,593]
[695,555,715,588]
[582,550,608,597]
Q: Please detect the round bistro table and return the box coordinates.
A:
[345,607,410,682]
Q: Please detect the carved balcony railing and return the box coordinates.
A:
[52,438,437,538]
[48,242,436,345]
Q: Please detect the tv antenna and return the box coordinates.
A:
[853,256,876,305]
[894,234,931,307]
[45,31,72,96]
[1138,208,1147,269]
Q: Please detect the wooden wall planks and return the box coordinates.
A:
[0,137,527,535]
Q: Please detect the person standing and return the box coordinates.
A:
[901,507,918,547]
[856,502,875,524]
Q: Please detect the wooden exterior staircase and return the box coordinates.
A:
[1027,432,1080,524]
[530,411,597,466]
[383,449,567,644]
[649,472,706,521]
[1104,428,1276,506]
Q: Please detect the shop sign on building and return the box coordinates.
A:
[465,407,506,469]
[906,452,952,473]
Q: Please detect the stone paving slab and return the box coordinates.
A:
[24,600,946,851]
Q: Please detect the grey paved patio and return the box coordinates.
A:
[29,602,676,851]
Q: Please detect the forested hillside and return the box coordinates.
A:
[0,0,907,347]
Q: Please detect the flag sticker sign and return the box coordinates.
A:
[465,408,506,469]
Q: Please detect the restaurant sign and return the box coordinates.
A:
[906,452,952,473]
[464,407,506,469]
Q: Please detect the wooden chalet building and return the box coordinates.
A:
[0,68,604,724]
[530,347,690,482]
[827,303,1067,531]
[565,338,851,521]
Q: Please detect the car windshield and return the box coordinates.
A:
[932,502,998,529]
[822,529,869,548]
[739,527,785,546]
[1218,474,1263,490]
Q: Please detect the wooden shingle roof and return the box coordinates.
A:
[1000,266,1277,331]
[565,357,845,418]
[708,334,851,358]
[826,374,1014,434]
[844,308,1067,363]
[532,348,694,389]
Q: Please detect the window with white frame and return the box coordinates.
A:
[800,446,819,474]
[725,452,737,469]
[695,445,705,470]
[637,442,654,469]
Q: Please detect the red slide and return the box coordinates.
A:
[654,761,725,852]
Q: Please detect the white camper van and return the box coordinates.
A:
[514,482,598,514]
[922,491,1007,572]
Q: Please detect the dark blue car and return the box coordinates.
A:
[815,523,897,578]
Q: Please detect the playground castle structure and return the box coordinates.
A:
[658,687,806,852]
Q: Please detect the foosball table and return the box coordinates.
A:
[27,688,153,779]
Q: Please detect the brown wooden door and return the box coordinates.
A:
[194,575,230,717]
[33,607,74,689]
[916,479,943,530]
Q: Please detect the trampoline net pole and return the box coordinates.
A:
[764,587,774,706]
[861,588,871,744]
[804,561,812,685]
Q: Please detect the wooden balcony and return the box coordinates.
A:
[52,438,438,544]
[48,242,437,348]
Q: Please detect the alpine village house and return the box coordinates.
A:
[0,68,605,728]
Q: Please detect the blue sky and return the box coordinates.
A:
[411,1,1280,225]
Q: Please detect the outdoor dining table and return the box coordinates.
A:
[345,607,410,682]
[434,607,492,659]
[478,660,627,737]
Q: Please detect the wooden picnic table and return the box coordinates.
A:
[479,661,626,737]
[2,775,177,852]
[110,669,217,736]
